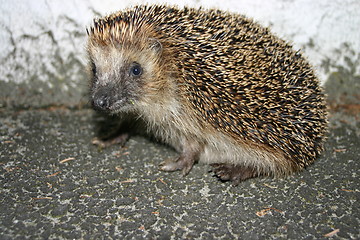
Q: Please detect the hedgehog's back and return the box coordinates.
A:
[144,5,328,167]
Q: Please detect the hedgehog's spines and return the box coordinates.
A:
[87,5,328,177]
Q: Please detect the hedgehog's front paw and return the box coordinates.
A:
[159,156,195,176]
[92,133,129,148]
[211,163,258,186]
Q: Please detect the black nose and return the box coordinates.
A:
[93,95,109,110]
[92,87,112,111]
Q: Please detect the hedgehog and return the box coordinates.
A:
[86,5,328,185]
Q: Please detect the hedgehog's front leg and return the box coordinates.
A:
[160,140,201,176]
[92,133,129,148]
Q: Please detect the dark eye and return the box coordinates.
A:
[130,63,143,76]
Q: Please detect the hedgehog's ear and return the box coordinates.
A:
[148,38,162,54]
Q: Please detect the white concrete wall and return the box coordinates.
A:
[0,0,359,107]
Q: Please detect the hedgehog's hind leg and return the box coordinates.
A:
[211,163,259,186]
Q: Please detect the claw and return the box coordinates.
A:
[159,156,195,176]
[159,139,201,177]
[159,159,183,172]
[92,133,129,148]
[211,163,258,185]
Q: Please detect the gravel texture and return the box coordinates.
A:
[0,101,359,239]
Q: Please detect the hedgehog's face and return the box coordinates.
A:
[87,38,163,114]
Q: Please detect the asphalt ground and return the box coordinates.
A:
[0,92,359,239]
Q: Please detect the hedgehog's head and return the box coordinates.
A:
[86,14,166,114]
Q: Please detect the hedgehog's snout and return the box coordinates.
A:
[92,84,129,113]
[93,93,110,111]
[92,84,122,112]
[92,87,112,111]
